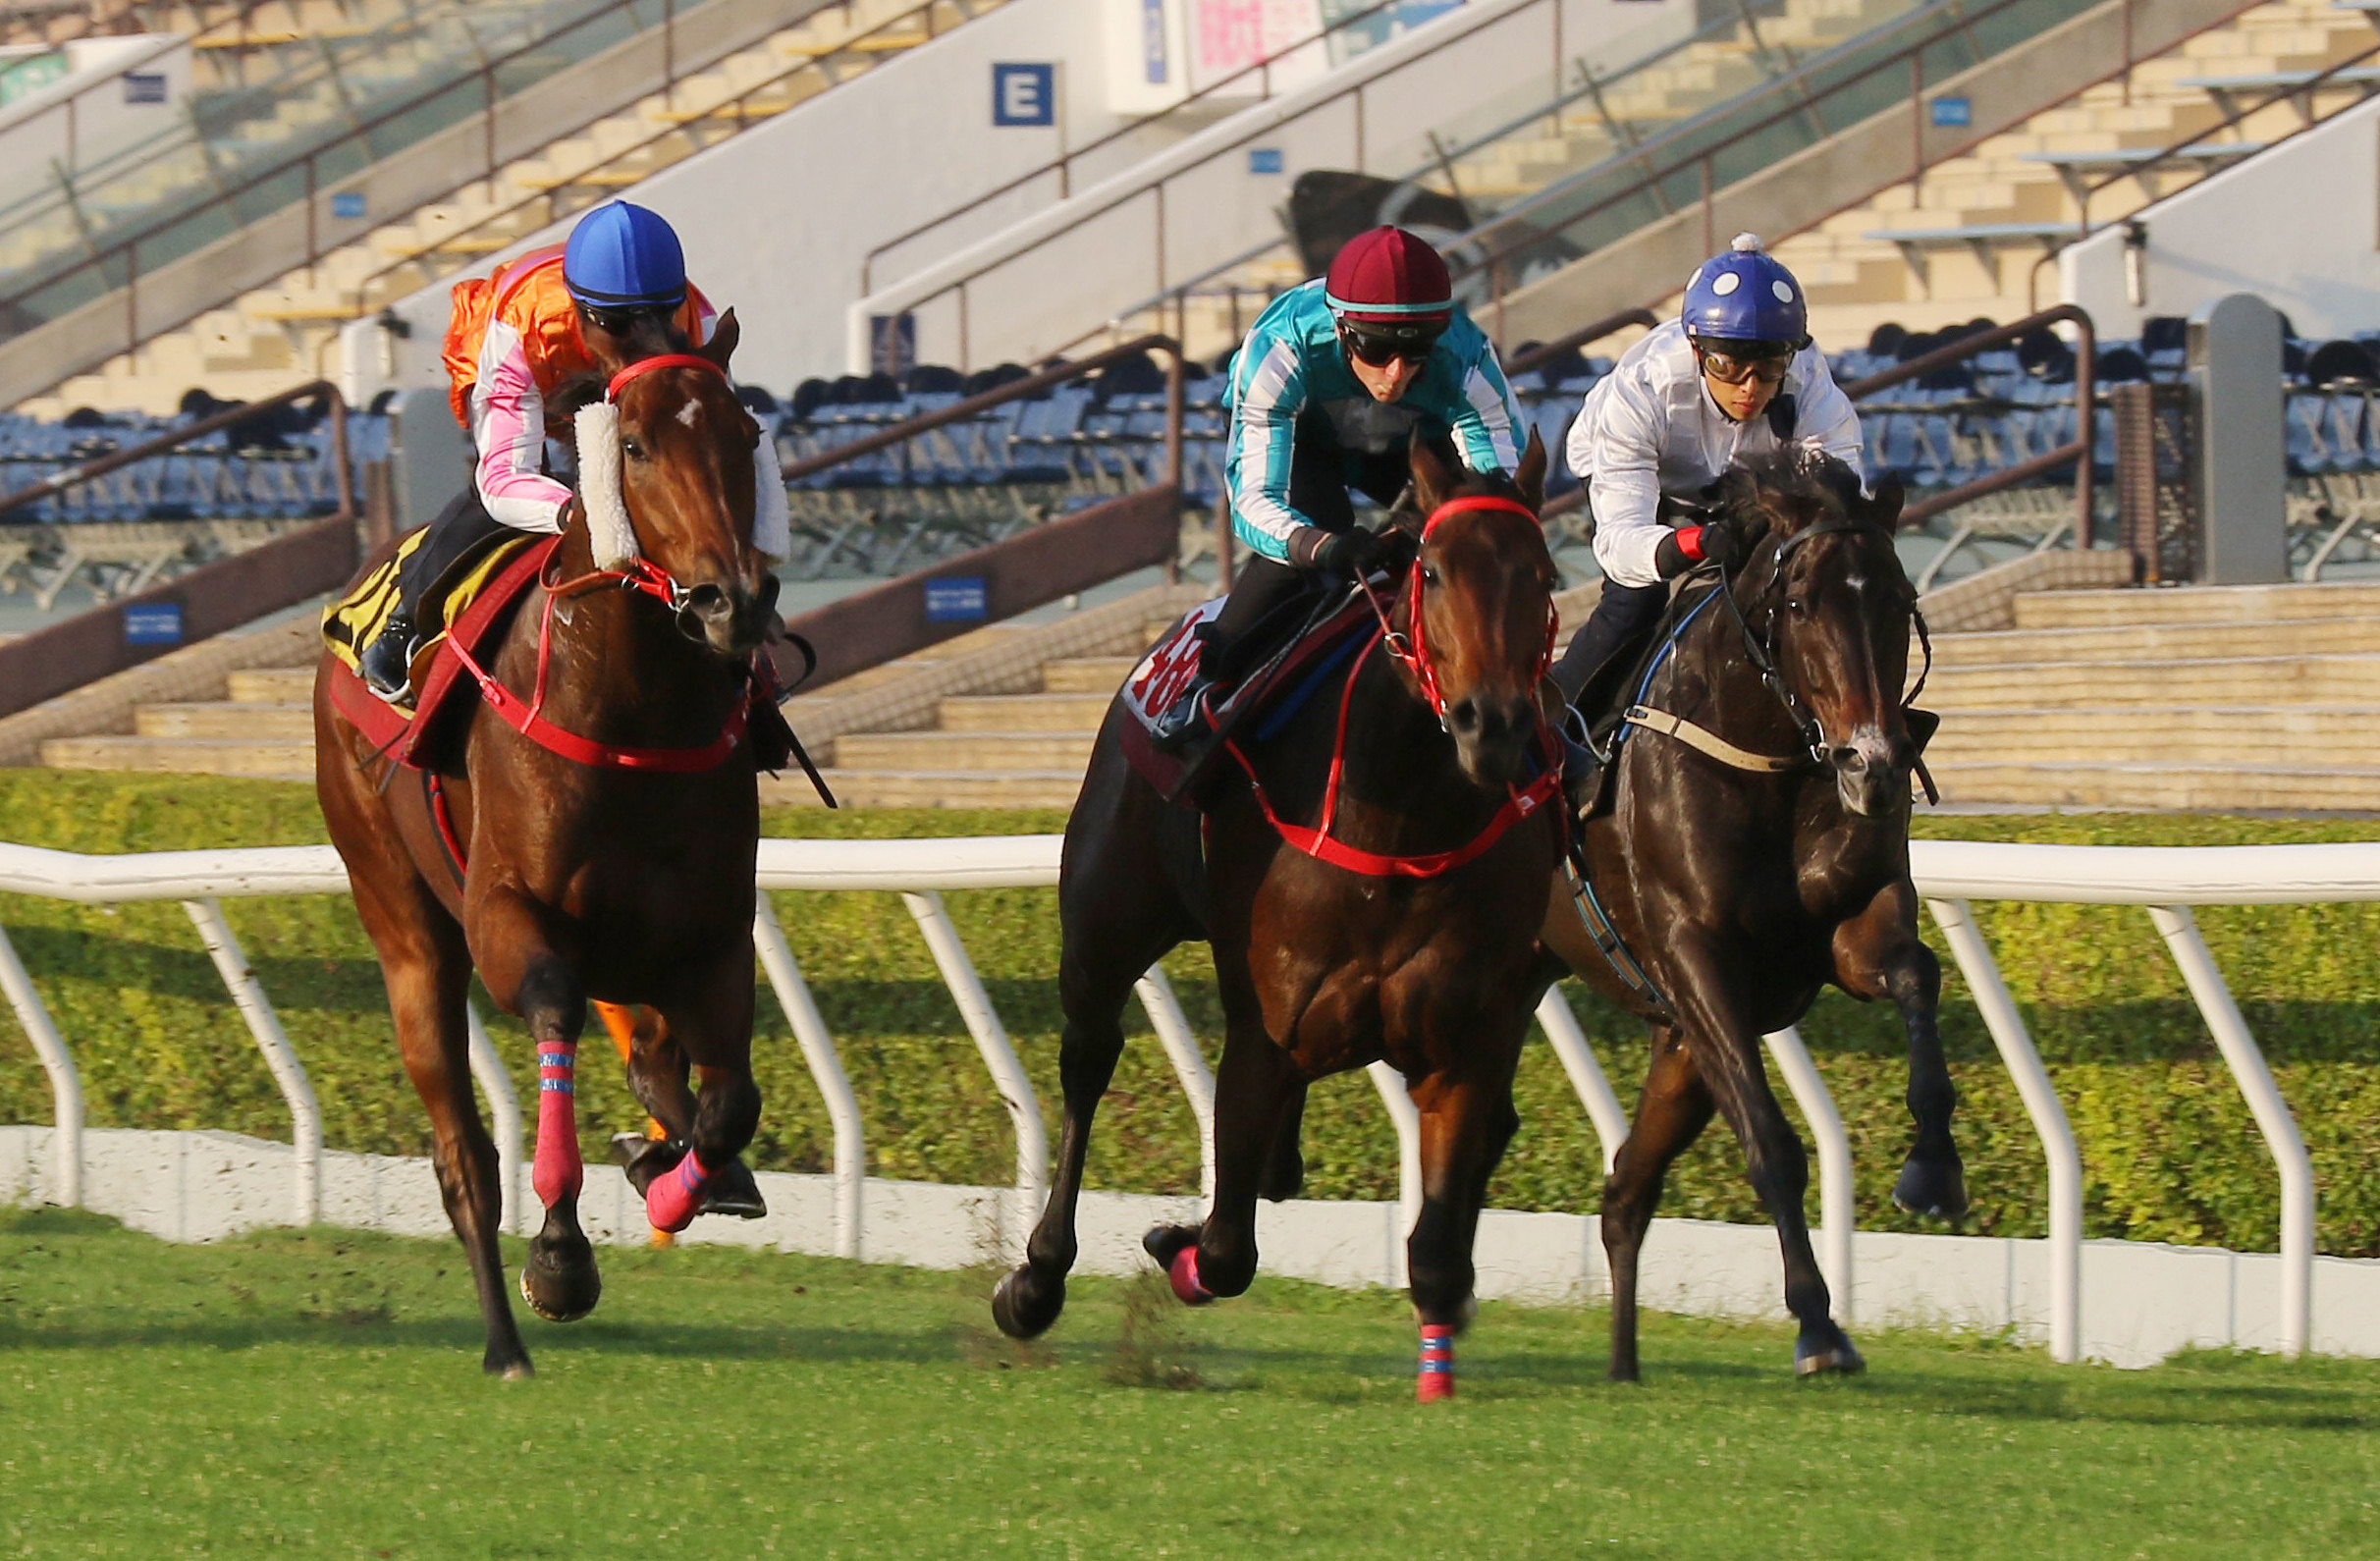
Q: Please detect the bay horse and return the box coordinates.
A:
[992,431,1565,1401]
[315,310,784,1376]
[1541,448,1958,1381]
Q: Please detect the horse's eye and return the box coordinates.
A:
[1420,566,1439,588]
[1785,597,1809,614]
[621,437,647,462]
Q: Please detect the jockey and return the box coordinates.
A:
[357,200,718,702]
[1150,225,1527,749]
[1551,233,1864,706]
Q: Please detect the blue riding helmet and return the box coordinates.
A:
[1681,233,1808,350]
[563,201,687,312]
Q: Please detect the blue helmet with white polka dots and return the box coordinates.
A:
[1682,233,1808,351]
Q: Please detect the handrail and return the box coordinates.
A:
[860,0,1433,296]
[0,375,352,520]
[1841,303,2097,545]
[1453,0,2110,282]
[1504,307,1659,376]
[0,0,809,345]
[350,0,989,316]
[0,376,359,721]
[2075,36,2380,231]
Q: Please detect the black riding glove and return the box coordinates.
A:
[1654,516,1750,578]
[1300,526,1392,580]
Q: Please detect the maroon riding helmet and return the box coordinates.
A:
[1325,227,1453,360]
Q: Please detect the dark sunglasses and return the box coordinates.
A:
[1340,324,1441,367]
[1697,346,1794,386]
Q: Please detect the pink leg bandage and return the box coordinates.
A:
[1166,1244,1216,1306]
[531,1041,582,1209]
[644,1151,711,1234]
[1417,1324,1455,1403]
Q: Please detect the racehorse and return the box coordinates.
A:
[315,310,784,1376]
[1542,448,1956,1381]
[992,431,1566,1401]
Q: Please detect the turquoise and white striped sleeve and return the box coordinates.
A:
[1449,340,1526,476]
[1224,335,1311,563]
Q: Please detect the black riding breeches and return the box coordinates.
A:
[395,488,512,612]
[1201,420,1411,680]
[1552,578,1668,704]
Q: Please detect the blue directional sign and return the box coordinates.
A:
[992,63,1055,127]
[330,191,366,220]
[124,603,182,645]
[1248,148,1284,175]
[925,576,989,622]
[1930,94,1972,129]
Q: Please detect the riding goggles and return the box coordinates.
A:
[1339,321,1443,367]
[1696,344,1796,386]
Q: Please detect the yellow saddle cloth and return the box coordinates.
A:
[320,529,538,710]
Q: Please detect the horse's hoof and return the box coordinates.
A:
[519,1243,603,1323]
[700,1157,768,1220]
[1142,1223,1197,1267]
[1891,1154,1970,1221]
[487,1356,535,1381]
[614,1134,685,1198]
[991,1265,1063,1340]
[1794,1331,1865,1377]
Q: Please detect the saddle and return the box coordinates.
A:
[1118,582,1379,805]
[322,535,804,780]
[1563,579,1722,821]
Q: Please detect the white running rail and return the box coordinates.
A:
[0,834,2363,1361]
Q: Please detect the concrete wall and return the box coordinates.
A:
[0,34,190,218]
[345,0,1222,404]
[851,0,1693,375]
[2059,94,2380,343]
[343,0,1690,398]
[10,1125,2380,1370]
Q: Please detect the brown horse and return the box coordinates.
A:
[1542,449,1957,1381]
[314,310,783,1376]
[992,432,1564,1400]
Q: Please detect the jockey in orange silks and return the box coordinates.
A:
[358,200,786,701]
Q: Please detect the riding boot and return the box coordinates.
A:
[1150,555,1309,756]
[356,490,511,703]
[1552,578,1670,706]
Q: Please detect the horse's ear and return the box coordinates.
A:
[1867,471,1908,531]
[1514,427,1546,512]
[699,308,740,372]
[1409,429,1459,512]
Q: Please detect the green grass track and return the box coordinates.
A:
[2,1209,2374,1558]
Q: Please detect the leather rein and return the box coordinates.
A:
[1226,493,1565,879]
[1626,514,1936,798]
[446,350,760,774]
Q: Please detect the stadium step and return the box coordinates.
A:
[1929,615,2380,668]
[1924,652,2380,708]
[1921,705,2380,766]
[2009,579,2380,628]
[135,702,313,740]
[1928,760,2380,811]
[39,735,312,779]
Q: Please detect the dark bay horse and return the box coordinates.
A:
[315,311,782,1376]
[1542,449,1957,1381]
[993,432,1565,1400]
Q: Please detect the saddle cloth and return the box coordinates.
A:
[320,525,542,705]
[321,536,556,771]
[1116,589,1379,800]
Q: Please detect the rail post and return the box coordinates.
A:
[183,897,319,1226]
[1762,1025,1854,1319]
[1365,1061,1423,1288]
[754,892,865,1260]
[0,922,80,1208]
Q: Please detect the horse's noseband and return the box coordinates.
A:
[1372,493,1558,730]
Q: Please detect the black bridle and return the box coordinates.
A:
[1704,514,1934,775]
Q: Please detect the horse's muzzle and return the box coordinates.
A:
[1829,728,1915,817]
[679,573,781,656]
[1445,693,1537,787]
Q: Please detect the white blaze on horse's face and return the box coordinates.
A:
[1774,525,1914,817]
[1419,506,1555,789]
[607,369,782,657]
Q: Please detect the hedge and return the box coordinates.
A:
[0,773,2374,1257]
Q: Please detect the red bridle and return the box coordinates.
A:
[605,351,726,403]
[1368,493,1560,726]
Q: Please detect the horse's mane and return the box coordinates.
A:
[1711,447,1867,541]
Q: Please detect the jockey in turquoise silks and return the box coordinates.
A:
[1150,226,1528,750]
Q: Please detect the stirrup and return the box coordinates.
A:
[1149,679,1215,755]
[358,612,419,704]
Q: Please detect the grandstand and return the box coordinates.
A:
[0,0,2374,813]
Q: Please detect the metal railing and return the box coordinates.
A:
[858,0,1444,296]
[1452,0,2127,292]
[0,0,823,361]
[349,0,1003,318]
[1842,303,2099,549]
[0,377,358,719]
[0,832,2351,1361]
